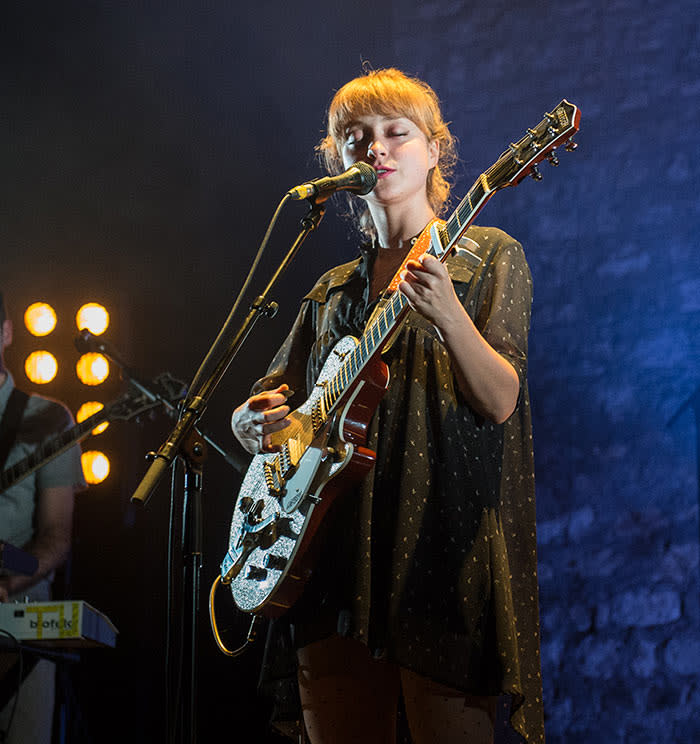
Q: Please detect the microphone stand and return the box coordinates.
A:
[78,332,248,476]
[129,199,326,744]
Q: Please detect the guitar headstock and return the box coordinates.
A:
[488,99,581,189]
[108,373,187,422]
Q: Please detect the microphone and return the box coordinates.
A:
[76,329,136,381]
[75,328,119,358]
[74,329,132,372]
[288,162,377,202]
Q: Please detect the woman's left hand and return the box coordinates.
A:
[399,252,519,423]
[398,253,463,335]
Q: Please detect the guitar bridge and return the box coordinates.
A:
[263,458,285,496]
[311,400,325,434]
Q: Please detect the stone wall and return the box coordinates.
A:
[391,0,700,740]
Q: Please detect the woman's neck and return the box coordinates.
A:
[368,200,436,252]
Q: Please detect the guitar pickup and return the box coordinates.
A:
[278,438,303,476]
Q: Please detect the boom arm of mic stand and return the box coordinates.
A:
[126,372,249,475]
[130,200,326,507]
[89,338,250,476]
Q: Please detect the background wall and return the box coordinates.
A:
[2,1,698,742]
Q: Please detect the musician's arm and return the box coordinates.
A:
[400,242,531,424]
[440,307,520,423]
[0,484,75,600]
[233,297,317,455]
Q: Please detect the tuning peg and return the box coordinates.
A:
[508,143,524,165]
[527,128,542,150]
[547,152,560,167]
[530,165,543,181]
[564,138,578,152]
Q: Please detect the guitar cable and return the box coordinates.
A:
[208,575,261,657]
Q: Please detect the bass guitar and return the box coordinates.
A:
[221,99,581,616]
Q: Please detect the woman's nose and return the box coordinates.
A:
[367,139,387,159]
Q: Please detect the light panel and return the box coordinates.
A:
[24,350,58,384]
[76,353,110,385]
[76,401,109,435]
[81,450,110,484]
[24,303,57,337]
[76,303,109,335]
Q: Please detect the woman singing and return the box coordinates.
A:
[232,67,544,744]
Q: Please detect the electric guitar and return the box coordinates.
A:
[221,99,581,616]
[0,373,186,494]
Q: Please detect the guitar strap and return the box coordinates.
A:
[0,388,29,471]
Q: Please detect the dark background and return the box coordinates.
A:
[2,1,699,742]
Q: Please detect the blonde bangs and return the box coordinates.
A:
[328,70,440,145]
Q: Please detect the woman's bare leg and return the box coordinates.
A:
[297,634,400,744]
[400,667,497,744]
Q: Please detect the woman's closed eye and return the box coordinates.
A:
[345,128,408,147]
[345,129,365,147]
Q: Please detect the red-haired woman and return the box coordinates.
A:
[232,68,543,744]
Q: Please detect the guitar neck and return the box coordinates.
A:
[0,404,112,493]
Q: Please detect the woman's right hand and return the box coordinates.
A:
[231,384,292,455]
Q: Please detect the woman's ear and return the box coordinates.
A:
[428,139,440,169]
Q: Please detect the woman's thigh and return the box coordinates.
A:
[297,634,401,744]
[400,667,497,744]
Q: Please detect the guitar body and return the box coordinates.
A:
[222,336,389,616]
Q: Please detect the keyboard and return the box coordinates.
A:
[0,600,118,648]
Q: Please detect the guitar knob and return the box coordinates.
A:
[565,138,578,152]
[276,518,298,539]
[263,554,288,571]
[530,166,543,181]
[547,153,560,167]
[239,496,254,514]
[246,565,268,581]
[249,499,266,523]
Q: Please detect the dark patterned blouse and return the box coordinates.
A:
[254,225,544,743]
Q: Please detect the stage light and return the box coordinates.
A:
[81,450,110,484]
[24,350,58,384]
[76,353,109,385]
[24,303,57,337]
[76,303,109,335]
[76,401,109,435]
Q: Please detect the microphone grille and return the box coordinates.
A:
[353,162,377,194]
